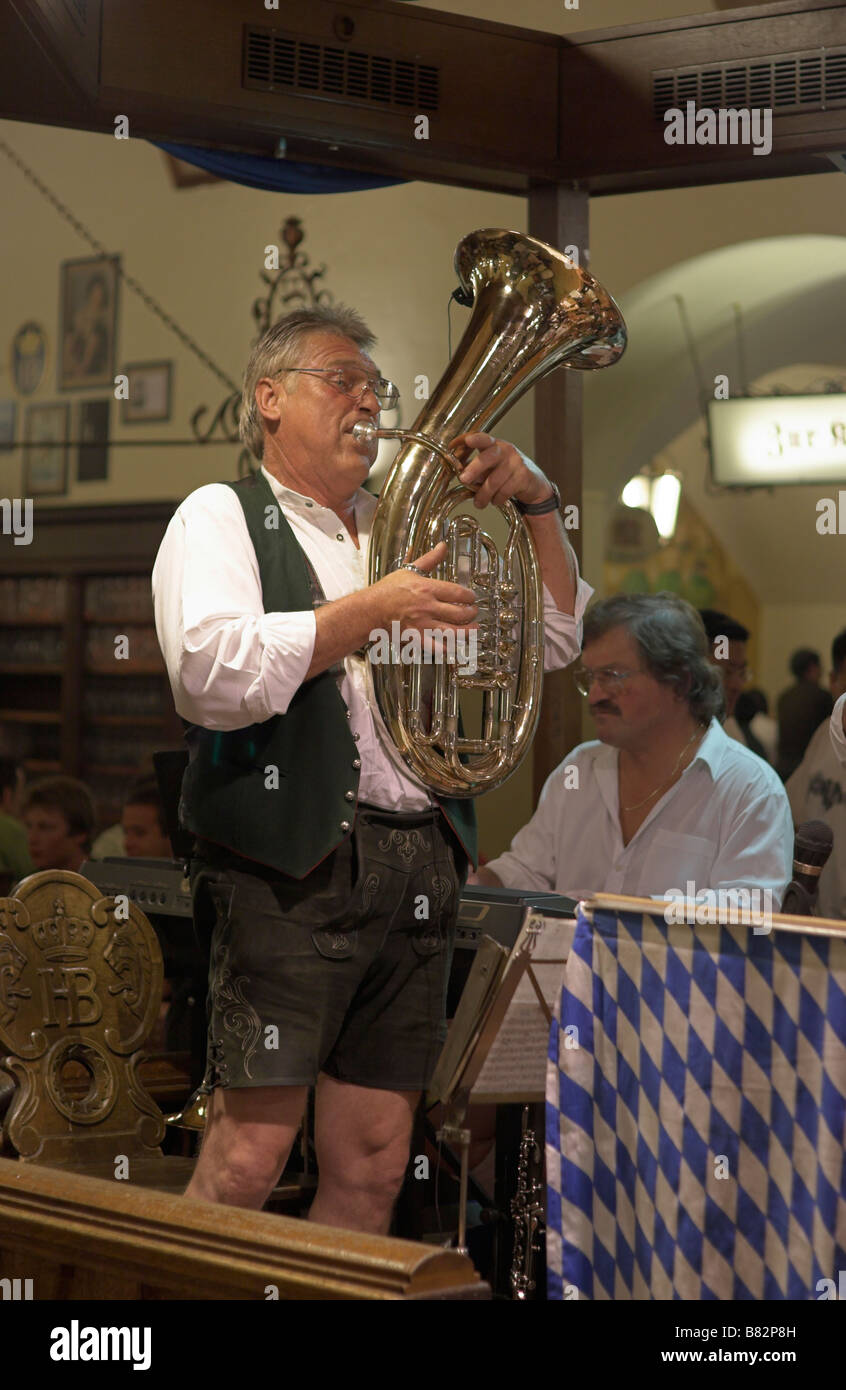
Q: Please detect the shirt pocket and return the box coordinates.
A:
[636,828,717,899]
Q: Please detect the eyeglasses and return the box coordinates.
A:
[572,666,640,697]
[278,367,399,409]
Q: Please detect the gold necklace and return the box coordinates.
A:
[620,724,705,813]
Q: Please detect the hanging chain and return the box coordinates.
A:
[0,136,239,394]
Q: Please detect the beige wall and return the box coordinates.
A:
[759,607,846,712]
[0,120,530,508]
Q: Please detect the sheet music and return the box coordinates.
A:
[470,914,575,1102]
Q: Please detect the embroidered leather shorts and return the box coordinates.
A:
[189,807,467,1092]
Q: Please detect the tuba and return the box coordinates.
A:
[353,228,626,797]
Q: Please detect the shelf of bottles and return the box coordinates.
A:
[81,575,173,824]
[0,573,177,826]
[0,578,67,772]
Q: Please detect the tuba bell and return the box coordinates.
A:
[353,228,626,798]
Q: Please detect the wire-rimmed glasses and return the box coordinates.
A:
[277,367,399,410]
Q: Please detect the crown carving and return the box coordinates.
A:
[32,898,94,963]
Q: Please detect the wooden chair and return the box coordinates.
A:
[0,869,299,1204]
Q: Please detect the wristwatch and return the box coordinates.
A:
[514,481,561,516]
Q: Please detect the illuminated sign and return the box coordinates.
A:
[708,395,846,487]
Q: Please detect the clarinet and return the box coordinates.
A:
[510,1105,545,1299]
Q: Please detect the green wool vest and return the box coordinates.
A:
[180,471,477,878]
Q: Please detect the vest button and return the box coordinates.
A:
[353,731,360,741]
[340,820,351,832]
[352,758,361,770]
[336,532,344,542]
[344,790,355,801]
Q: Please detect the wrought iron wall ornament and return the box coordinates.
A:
[191,217,335,478]
[253,216,334,337]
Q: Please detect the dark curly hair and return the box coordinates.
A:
[581,592,724,724]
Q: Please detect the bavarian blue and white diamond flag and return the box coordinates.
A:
[546,903,846,1300]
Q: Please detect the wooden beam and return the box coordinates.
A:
[2,0,845,197]
[0,1157,488,1299]
[528,186,588,803]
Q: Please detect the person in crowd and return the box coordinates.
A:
[777,647,833,782]
[734,688,777,764]
[698,608,750,743]
[90,820,125,858]
[121,777,172,858]
[472,593,793,905]
[0,758,33,887]
[21,775,95,873]
[152,303,589,1227]
[787,629,846,919]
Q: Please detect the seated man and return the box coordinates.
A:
[475,593,793,906]
[698,607,750,746]
[787,628,846,919]
[21,775,95,875]
[121,777,172,859]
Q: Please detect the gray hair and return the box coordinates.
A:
[238,305,376,460]
[581,592,724,724]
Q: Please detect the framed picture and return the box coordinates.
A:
[121,360,172,423]
[10,322,47,395]
[0,401,17,451]
[23,403,69,495]
[77,399,110,482]
[59,255,119,390]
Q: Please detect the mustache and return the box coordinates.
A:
[590,701,620,716]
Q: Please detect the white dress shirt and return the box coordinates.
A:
[787,719,846,920]
[152,466,591,811]
[830,692,846,765]
[485,717,794,905]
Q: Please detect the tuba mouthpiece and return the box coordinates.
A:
[352,421,379,445]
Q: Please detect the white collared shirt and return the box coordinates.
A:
[830,692,846,765]
[485,717,794,905]
[152,466,591,811]
[787,718,846,919]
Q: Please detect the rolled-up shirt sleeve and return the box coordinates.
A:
[541,564,593,673]
[484,764,567,891]
[830,692,846,765]
[152,484,316,731]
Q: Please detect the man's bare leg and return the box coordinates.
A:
[308,1073,418,1234]
[185,1083,307,1209]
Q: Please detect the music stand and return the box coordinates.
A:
[427,910,570,1255]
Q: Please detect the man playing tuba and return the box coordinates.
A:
[153,304,588,1231]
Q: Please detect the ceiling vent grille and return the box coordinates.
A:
[653,47,846,119]
[243,27,440,112]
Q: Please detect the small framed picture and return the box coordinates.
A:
[0,401,17,451]
[59,255,120,390]
[23,403,69,495]
[77,399,110,482]
[121,360,172,423]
